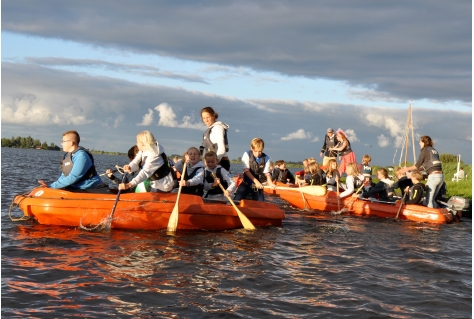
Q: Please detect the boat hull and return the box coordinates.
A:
[12,188,285,230]
[266,186,457,224]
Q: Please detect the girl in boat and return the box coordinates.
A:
[325,159,341,192]
[401,135,443,208]
[174,147,205,196]
[203,151,236,201]
[329,129,357,175]
[305,161,324,186]
[339,162,364,199]
[118,131,174,193]
[201,106,231,171]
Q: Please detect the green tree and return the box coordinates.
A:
[41,141,48,150]
[440,153,459,164]
[2,138,12,147]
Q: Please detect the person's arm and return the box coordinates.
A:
[187,166,204,186]
[320,136,327,157]
[331,141,347,152]
[49,151,92,189]
[128,151,164,188]
[221,168,236,196]
[339,176,355,198]
[287,170,295,184]
[362,181,385,198]
[263,156,275,188]
[403,149,427,172]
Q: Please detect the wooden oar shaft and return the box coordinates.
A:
[167,163,187,232]
[395,192,407,219]
[212,173,256,230]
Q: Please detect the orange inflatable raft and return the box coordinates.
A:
[264,184,458,224]
[11,187,285,231]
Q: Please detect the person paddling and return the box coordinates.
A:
[201,106,231,171]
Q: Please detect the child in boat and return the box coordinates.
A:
[390,167,414,196]
[203,151,236,200]
[325,159,341,192]
[305,161,324,186]
[295,158,309,186]
[360,168,395,201]
[403,170,425,205]
[106,145,144,192]
[119,131,174,193]
[174,147,205,196]
[234,137,275,202]
[272,160,296,184]
[339,162,364,199]
[361,154,374,192]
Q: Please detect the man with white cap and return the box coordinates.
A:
[320,127,339,167]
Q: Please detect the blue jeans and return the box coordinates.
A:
[233,182,265,202]
[424,173,444,208]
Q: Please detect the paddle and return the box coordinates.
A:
[336,179,340,211]
[264,185,326,196]
[298,181,307,210]
[167,162,187,233]
[80,172,127,231]
[333,183,365,215]
[211,173,256,230]
[395,192,407,219]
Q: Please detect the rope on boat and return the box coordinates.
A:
[9,192,31,222]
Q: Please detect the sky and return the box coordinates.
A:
[1,0,472,166]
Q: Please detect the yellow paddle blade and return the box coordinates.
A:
[272,185,327,196]
[211,172,256,230]
[167,162,187,232]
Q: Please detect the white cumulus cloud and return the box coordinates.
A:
[137,108,154,126]
[155,102,205,130]
[281,129,313,141]
[377,134,391,147]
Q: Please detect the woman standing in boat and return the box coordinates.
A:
[329,129,357,175]
[118,131,174,193]
[201,106,231,171]
[401,135,443,208]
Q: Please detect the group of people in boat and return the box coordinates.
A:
[38,109,445,208]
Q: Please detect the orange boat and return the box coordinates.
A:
[10,187,285,231]
[264,185,460,224]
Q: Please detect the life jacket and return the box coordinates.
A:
[181,166,204,196]
[309,172,323,186]
[351,175,364,189]
[323,134,338,156]
[202,121,229,154]
[60,147,98,183]
[273,167,290,183]
[247,151,269,183]
[205,167,229,195]
[420,147,442,173]
[338,140,353,156]
[143,152,172,181]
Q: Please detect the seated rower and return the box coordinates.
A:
[339,162,364,199]
[390,167,414,196]
[301,161,324,186]
[106,145,147,192]
[325,159,341,191]
[272,160,296,185]
[360,168,394,201]
[174,147,205,196]
[203,151,236,201]
[403,170,425,205]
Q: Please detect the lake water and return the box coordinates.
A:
[1,148,472,318]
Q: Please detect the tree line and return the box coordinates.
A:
[1,136,60,150]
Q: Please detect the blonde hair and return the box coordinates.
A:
[204,150,218,161]
[326,158,338,178]
[362,154,371,164]
[136,131,157,154]
[410,170,423,181]
[377,168,388,179]
[250,138,264,151]
[307,157,317,164]
[308,161,320,175]
[346,162,360,177]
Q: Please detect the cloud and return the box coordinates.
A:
[137,108,154,126]
[155,103,205,130]
[2,1,470,102]
[377,134,391,147]
[281,129,313,141]
[338,128,359,143]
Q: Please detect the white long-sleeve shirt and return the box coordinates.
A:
[207,121,229,161]
[203,166,236,194]
[339,174,364,198]
[128,142,174,192]
[174,160,205,186]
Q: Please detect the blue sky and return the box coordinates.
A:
[1,1,472,166]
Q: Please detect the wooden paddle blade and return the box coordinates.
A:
[271,185,326,196]
[167,162,187,232]
[212,172,256,230]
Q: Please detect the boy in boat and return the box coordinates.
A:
[403,170,425,205]
[390,167,414,196]
[106,145,149,192]
[295,158,309,186]
[272,160,296,184]
[38,130,104,190]
[234,138,275,202]
[360,168,394,201]
[203,151,236,201]
[174,147,205,196]
[361,154,374,192]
